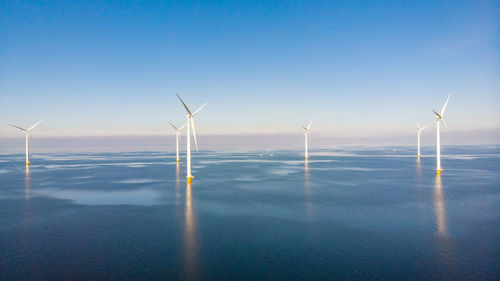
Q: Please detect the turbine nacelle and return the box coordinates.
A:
[9,119,43,133]
[432,110,446,128]
[8,119,43,165]
[176,94,206,152]
[432,94,450,128]
[177,94,206,118]
[432,110,442,119]
[303,120,313,134]
[416,122,426,131]
[169,122,186,133]
[303,120,312,160]
[434,94,451,174]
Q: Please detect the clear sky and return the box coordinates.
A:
[1,0,499,141]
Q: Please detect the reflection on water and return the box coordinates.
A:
[184,183,199,279]
[416,158,422,177]
[176,164,181,205]
[25,166,30,199]
[304,161,312,220]
[433,175,457,277]
[433,175,447,236]
[415,158,425,224]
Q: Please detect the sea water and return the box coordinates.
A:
[0,146,499,280]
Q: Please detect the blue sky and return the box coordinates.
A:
[1,0,499,140]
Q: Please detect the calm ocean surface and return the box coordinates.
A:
[0,146,499,280]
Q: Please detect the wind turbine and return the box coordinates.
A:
[416,123,426,158]
[169,122,186,163]
[432,95,450,175]
[303,120,312,160]
[9,119,43,166]
[176,94,206,183]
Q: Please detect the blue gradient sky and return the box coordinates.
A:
[1,0,499,140]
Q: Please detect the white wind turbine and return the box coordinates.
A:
[416,123,426,158]
[432,95,450,175]
[176,94,206,183]
[9,119,43,166]
[303,120,312,160]
[169,122,186,163]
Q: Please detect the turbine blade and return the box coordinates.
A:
[302,126,308,131]
[192,103,207,117]
[28,119,43,131]
[441,94,451,116]
[9,124,27,131]
[168,122,178,131]
[176,94,192,115]
[307,120,312,130]
[432,109,441,118]
[179,124,187,131]
[191,118,199,152]
[440,118,446,128]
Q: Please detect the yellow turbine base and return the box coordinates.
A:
[417,154,421,158]
[305,157,308,160]
[26,162,30,166]
[187,176,194,183]
[176,159,180,163]
[436,169,442,175]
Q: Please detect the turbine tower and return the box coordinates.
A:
[416,123,426,158]
[303,120,312,160]
[169,122,186,163]
[9,119,43,166]
[432,95,450,175]
[176,94,206,183]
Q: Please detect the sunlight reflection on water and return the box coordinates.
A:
[434,175,447,236]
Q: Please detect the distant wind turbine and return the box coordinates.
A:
[176,94,206,183]
[303,120,312,160]
[9,119,43,166]
[416,123,426,158]
[432,95,450,175]
[169,122,186,163]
